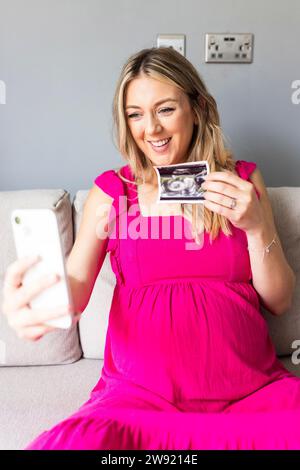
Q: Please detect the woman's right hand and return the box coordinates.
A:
[1,255,72,342]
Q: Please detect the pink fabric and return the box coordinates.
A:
[25,160,300,450]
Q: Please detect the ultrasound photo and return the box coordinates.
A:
[154,161,209,203]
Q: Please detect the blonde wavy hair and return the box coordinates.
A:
[112,47,236,244]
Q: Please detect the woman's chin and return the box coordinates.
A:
[149,156,177,167]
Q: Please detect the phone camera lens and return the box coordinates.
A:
[14,216,21,224]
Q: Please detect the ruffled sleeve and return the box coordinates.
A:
[94,168,126,214]
[235,160,261,199]
[93,168,126,284]
[235,160,257,180]
[93,169,123,254]
[94,169,119,199]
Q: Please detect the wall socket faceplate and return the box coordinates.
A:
[157,34,185,56]
[205,33,253,63]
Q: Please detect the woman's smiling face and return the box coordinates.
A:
[125,74,197,167]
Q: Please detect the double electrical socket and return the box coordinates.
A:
[205,33,253,63]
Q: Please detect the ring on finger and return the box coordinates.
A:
[230,198,237,210]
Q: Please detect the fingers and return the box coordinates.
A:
[203,198,231,217]
[5,304,73,329]
[3,274,60,313]
[3,255,40,295]
[1,257,76,342]
[205,171,248,190]
[203,189,239,210]
[202,181,240,200]
[15,323,57,342]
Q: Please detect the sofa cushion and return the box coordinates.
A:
[73,190,116,360]
[259,187,300,356]
[0,190,82,366]
[0,358,102,450]
[74,186,300,360]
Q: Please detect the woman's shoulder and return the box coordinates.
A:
[93,165,129,198]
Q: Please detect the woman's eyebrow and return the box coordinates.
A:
[125,98,178,110]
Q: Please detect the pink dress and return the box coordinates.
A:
[25,160,300,450]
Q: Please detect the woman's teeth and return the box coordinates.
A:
[149,137,172,152]
[150,138,171,147]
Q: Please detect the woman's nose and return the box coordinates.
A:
[145,114,163,134]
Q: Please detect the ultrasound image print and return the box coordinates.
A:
[154,161,209,203]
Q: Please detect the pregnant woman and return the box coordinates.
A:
[2,46,299,450]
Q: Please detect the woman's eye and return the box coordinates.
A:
[127,113,140,119]
[127,108,175,119]
[159,107,174,114]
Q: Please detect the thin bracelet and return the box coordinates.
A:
[247,233,277,262]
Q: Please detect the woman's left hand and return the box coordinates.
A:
[201,170,264,233]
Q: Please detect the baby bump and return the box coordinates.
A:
[107,280,280,402]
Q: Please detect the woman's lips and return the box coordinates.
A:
[148,137,172,153]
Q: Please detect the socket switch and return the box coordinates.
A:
[205,33,253,63]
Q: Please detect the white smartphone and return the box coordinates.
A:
[10,208,74,329]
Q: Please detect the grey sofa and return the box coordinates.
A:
[0,184,299,450]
